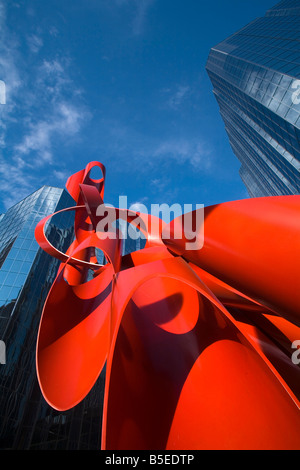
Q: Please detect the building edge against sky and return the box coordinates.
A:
[206,0,300,197]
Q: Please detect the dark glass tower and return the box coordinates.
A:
[0,186,106,449]
[206,0,300,197]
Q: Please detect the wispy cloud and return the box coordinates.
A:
[13,54,89,166]
[166,85,191,110]
[153,138,213,170]
[132,0,155,36]
[14,102,85,166]
[129,197,149,212]
[0,155,37,209]
[111,0,155,36]
[97,118,213,173]
[26,33,44,54]
[52,169,70,182]
[0,1,90,210]
[0,3,22,106]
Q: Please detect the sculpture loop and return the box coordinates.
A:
[35,161,300,450]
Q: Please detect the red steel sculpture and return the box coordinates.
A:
[35,161,300,450]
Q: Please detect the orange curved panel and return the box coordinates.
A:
[34,161,300,449]
[36,263,112,411]
[162,196,300,325]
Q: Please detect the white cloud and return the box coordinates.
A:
[9,54,88,166]
[111,0,155,36]
[0,1,91,210]
[129,200,149,213]
[0,4,22,105]
[132,0,155,36]
[27,34,43,54]
[36,59,74,101]
[0,156,36,209]
[53,169,69,182]
[14,102,87,165]
[95,116,214,174]
[153,138,213,170]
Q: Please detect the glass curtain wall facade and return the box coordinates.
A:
[206,0,300,197]
[0,186,107,449]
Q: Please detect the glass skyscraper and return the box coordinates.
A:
[0,186,106,449]
[206,0,300,197]
[0,185,145,449]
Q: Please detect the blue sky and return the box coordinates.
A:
[0,0,275,214]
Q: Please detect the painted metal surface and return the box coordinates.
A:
[35,162,300,450]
